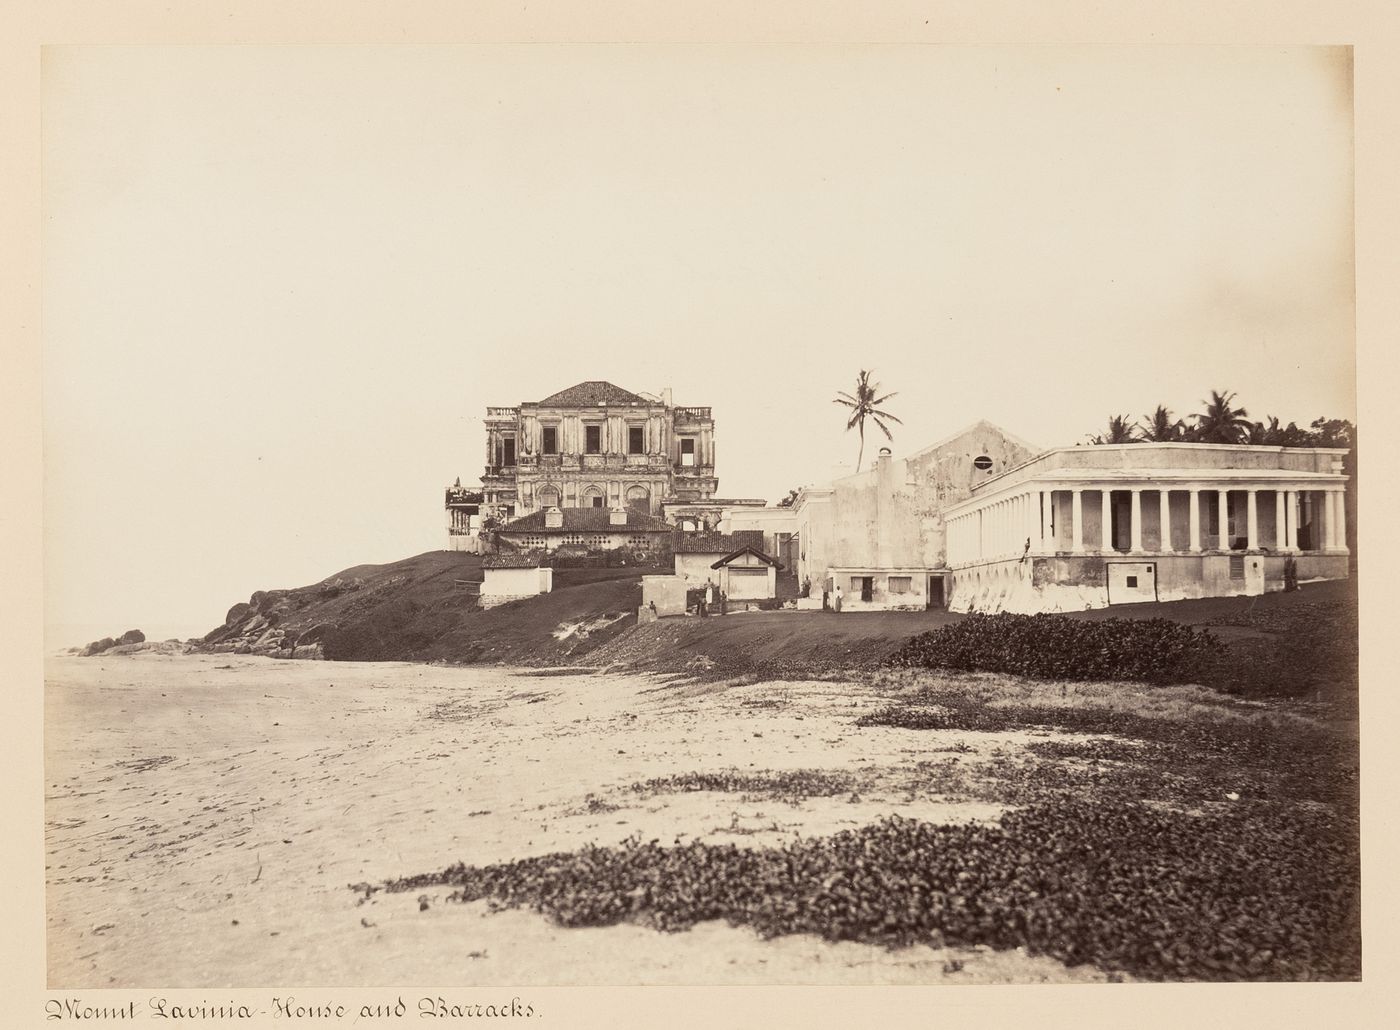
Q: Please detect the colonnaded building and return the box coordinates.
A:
[749,421,1352,614]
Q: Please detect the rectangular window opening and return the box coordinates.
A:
[585,425,602,454]
[680,438,696,467]
[889,576,912,594]
[542,427,557,454]
[629,426,645,454]
[502,437,516,467]
[1229,555,1245,580]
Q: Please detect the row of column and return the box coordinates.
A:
[948,486,1347,563]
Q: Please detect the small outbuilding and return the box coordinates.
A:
[480,553,553,608]
[710,546,784,601]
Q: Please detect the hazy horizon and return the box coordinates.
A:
[43,44,1356,639]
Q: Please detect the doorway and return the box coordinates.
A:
[858,576,873,602]
[927,575,946,609]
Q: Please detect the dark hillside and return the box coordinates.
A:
[324,568,642,664]
[197,551,643,666]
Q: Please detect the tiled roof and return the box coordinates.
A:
[500,507,675,533]
[710,546,784,570]
[536,381,649,407]
[672,530,766,554]
[484,552,549,569]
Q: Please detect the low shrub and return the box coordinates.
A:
[379,799,1359,981]
[888,613,1220,684]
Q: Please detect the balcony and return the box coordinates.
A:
[485,407,520,420]
[673,406,711,421]
[445,487,484,507]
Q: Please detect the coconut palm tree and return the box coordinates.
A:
[1087,415,1139,445]
[833,370,902,473]
[1139,405,1186,442]
[1193,389,1251,444]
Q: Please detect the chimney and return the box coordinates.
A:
[609,507,629,527]
[662,387,673,408]
[544,506,563,529]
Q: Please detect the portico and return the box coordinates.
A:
[942,444,1350,612]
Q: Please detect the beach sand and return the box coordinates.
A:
[44,653,1113,987]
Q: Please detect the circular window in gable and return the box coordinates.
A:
[973,455,994,472]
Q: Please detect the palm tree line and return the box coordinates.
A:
[1087,390,1354,449]
[829,373,1352,468]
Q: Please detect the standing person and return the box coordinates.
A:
[704,578,716,618]
[833,583,843,613]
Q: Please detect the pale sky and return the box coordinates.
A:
[42,45,1355,643]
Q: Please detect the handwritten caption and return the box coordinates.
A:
[46,995,538,1021]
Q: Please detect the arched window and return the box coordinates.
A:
[625,485,650,513]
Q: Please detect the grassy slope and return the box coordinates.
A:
[201,551,646,665]
[201,550,1354,697]
[587,579,1358,695]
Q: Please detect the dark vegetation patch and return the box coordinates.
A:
[1024,739,1148,763]
[888,614,1218,684]
[631,769,858,803]
[375,800,1358,982]
[887,593,1357,700]
[856,688,1356,808]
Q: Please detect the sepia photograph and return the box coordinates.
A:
[36,38,1365,1006]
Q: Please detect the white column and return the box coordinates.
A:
[1335,489,1348,552]
[1284,490,1298,551]
[1246,489,1259,550]
[1129,489,1143,553]
[1274,489,1287,552]
[1028,491,1042,553]
[1218,489,1230,550]
[1101,489,1113,552]
[1159,490,1172,553]
[1071,490,1084,553]
[1188,489,1201,552]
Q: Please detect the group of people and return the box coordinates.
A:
[697,578,727,617]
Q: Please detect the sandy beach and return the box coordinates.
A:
[44,653,1115,987]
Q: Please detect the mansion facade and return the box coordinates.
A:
[479,381,719,520]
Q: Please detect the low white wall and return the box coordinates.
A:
[675,552,723,587]
[641,575,688,617]
[481,566,552,607]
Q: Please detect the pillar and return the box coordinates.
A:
[1129,489,1143,553]
[1071,490,1084,553]
[1335,489,1349,552]
[1159,490,1172,553]
[1246,489,1259,550]
[1217,489,1230,550]
[1274,489,1287,552]
[1284,490,1298,551]
[1101,489,1113,552]
[1188,489,1201,552]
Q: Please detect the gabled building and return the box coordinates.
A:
[478,381,719,520]
[799,421,1042,610]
